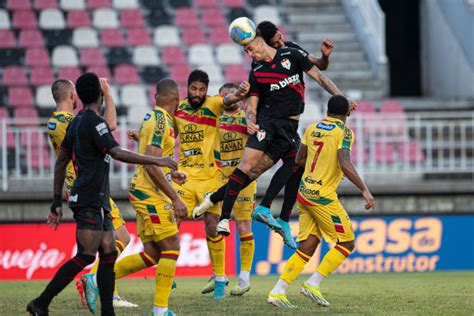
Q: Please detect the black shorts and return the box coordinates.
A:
[70,207,113,231]
[246,116,300,163]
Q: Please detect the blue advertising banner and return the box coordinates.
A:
[236,215,474,275]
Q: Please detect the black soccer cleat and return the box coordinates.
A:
[26,300,49,316]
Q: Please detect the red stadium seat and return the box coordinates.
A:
[202,9,226,27]
[30,67,55,86]
[161,46,186,65]
[87,0,111,9]
[0,30,16,48]
[374,141,395,164]
[170,65,191,84]
[67,11,92,28]
[101,29,126,47]
[25,48,50,67]
[80,47,106,67]
[224,64,247,82]
[356,100,376,113]
[20,129,45,147]
[18,30,44,48]
[7,0,31,10]
[120,9,145,28]
[209,26,233,44]
[113,64,140,84]
[195,0,218,8]
[182,27,206,45]
[34,0,58,9]
[380,100,404,113]
[399,140,425,163]
[87,66,112,79]
[58,66,81,81]
[31,148,52,170]
[2,66,28,86]
[12,10,38,29]
[126,28,152,46]
[174,8,199,27]
[8,87,34,108]
[222,0,246,8]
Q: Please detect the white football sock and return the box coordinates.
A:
[238,270,250,287]
[306,271,325,287]
[271,279,289,295]
[153,306,168,316]
[215,275,226,282]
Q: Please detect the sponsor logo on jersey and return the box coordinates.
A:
[299,186,320,199]
[220,134,243,153]
[253,64,263,71]
[47,121,57,131]
[304,176,323,185]
[183,148,202,157]
[316,122,336,131]
[95,122,108,136]
[281,58,291,70]
[180,124,204,143]
[298,49,308,57]
[220,158,240,167]
[104,154,110,163]
[69,194,78,202]
[280,51,291,56]
[310,131,328,138]
[270,74,301,92]
[270,84,280,91]
[144,113,151,121]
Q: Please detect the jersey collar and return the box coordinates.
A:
[324,117,345,125]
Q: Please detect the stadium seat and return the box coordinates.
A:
[34,0,59,9]
[0,10,11,29]
[226,8,250,22]
[168,0,191,8]
[351,139,368,164]
[87,66,112,79]
[7,0,31,10]
[0,30,16,48]
[182,27,206,45]
[380,100,404,113]
[174,8,199,27]
[254,5,281,24]
[15,109,40,129]
[161,46,186,65]
[216,44,243,65]
[195,0,218,8]
[120,9,145,28]
[126,28,152,46]
[170,64,191,84]
[58,66,81,81]
[52,45,79,67]
[43,29,72,47]
[224,64,248,82]
[39,9,66,30]
[188,44,215,65]
[31,148,52,170]
[113,64,140,84]
[154,25,181,47]
[112,0,139,9]
[399,140,425,163]
[87,0,111,9]
[373,141,395,164]
[72,27,99,47]
[140,66,167,84]
[25,48,50,67]
[202,9,226,27]
[108,84,121,105]
[106,47,131,65]
[80,47,106,67]
[8,87,34,108]
[67,11,92,28]
[120,84,148,108]
[12,10,38,29]
[2,66,28,86]
[146,10,172,27]
[355,100,376,113]
[248,0,270,5]
[132,46,160,66]
[198,64,224,84]
[18,30,44,48]
[36,84,56,108]
[93,8,119,29]
[30,67,55,86]
[101,29,126,47]
[60,0,86,10]
[222,0,246,8]
[0,49,24,66]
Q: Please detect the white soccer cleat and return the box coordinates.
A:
[113,296,139,308]
[216,219,230,236]
[192,192,214,219]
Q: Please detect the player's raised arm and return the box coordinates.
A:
[305,65,343,96]
[100,78,117,131]
[223,81,250,109]
[308,38,334,71]
[245,95,259,135]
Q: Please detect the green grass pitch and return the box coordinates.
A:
[2,272,473,315]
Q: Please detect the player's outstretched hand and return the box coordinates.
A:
[153,157,178,171]
[238,81,250,96]
[99,77,112,97]
[362,190,375,211]
[127,129,139,142]
[48,197,63,231]
[321,38,335,57]
[171,171,187,185]
[172,196,188,219]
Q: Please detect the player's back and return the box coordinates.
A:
[299,117,354,204]
[219,109,248,177]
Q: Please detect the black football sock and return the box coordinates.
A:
[259,158,295,208]
[220,168,252,220]
[279,165,304,222]
[35,253,95,308]
[97,250,118,316]
[210,184,227,204]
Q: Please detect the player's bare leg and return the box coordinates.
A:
[231,219,254,296]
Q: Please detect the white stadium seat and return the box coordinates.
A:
[51,45,79,67]
[254,5,281,25]
[197,64,224,84]
[188,44,214,65]
[132,46,160,66]
[92,8,119,29]
[60,0,86,11]
[216,44,243,65]
[153,25,180,47]
[109,84,121,105]
[208,82,224,96]
[36,85,56,108]
[72,27,99,48]
[112,0,139,9]
[120,84,148,108]
[39,9,66,30]
[0,10,11,29]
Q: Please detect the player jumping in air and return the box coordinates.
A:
[267,95,375,308]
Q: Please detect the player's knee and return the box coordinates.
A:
[298,235,320,256]
[236,220,251,235]
[116,225,131,246]
[338,240,355,252]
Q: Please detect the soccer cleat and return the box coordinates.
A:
[266,292,296,308]
[252,206,282,231]
[81,274,98,313]
[75,278,87,307]
[216,219,230,236]
[26,300,49,316]
[172,280,177,289]
[230,284,251,296]
[150,310,176,316]
[192,193,214,219]
[300,282,330,307]
[276,218,297,249]
[201,276,229,294]
[113,296,139,308]
[213,280,226,299]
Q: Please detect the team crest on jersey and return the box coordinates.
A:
[47,121,57,131]
[256,130,266,142]
[144,113,151,121]
[281,58,291,70]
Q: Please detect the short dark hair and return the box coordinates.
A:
[51,79,74,103]
[327,95,349,116]
[219,82,238,95]
[187,69,209,87]
[156,78,178,95]
[75,72,101,105]
[257,21,278,45]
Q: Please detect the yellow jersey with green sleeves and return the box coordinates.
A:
[297,117,354,206]
[129,107,175,203]
[218,109,248,177]
[47,111,76,194]
[174,96,224,180]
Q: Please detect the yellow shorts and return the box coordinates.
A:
[109,198,126,230]
[131,199,178,244]
[220,174,256,221]
[173,176,222,218]
[296,196,354,243]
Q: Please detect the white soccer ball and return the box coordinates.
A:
[228,17,257,46]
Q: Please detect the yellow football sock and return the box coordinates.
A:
[316,244,351,277]
[280,250,311,284]
[239,233,254,272]
[115,251,157,279]
[154,250,179,307]
[112,240,125,295]
[89,258,100,275]
[206,235,225,277]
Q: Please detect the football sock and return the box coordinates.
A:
[220,168,252,220]
[280,249,311,284]
[206,235,226,277]
[89,238,123,278]
[306,271,325,287]
[153,306,169,316]
[316,244,351,277]
[271,279,289,295]
[154,250,179,307]
[279,165,304,222]
[238,270,250,288]
[115,251,157,279]
[260,157,295,208]
[211,169,252,206]
[239,233,254,275]
[35,253,95,308]
[97,251,117,316]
